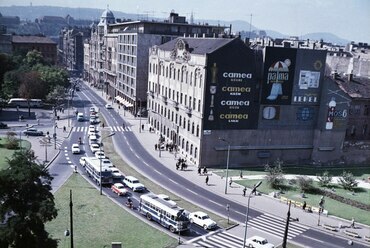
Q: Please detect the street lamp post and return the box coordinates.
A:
[242,181,262,248]
[138,98,142,133]
[100,132,116,195]
[226,204,230,225]
[219,138,231,194]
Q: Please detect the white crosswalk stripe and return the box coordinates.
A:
[72,126,131,133]
[247,213,309,239]
[188,214,310,247]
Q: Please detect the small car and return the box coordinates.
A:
[245,236,275,248]
[95,150,105,159]
[100,158,114,168]
[23,128,44,136]
[111,168,124,179]
[88,128,98,136]
[105,103,113,109]
[123,176,145,192]
[90,117,99,124]
[111,183,127,196]
[90,107,96,113]
[71,144,80,154]
[90,143,101,153]
[189,211,217,230]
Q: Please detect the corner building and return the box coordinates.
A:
[149,37,370,167]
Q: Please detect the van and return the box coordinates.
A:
[77,113,84,122]
[123,176,145,192]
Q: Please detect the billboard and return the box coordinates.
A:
[261,47,297,105]
[203,39,259,130]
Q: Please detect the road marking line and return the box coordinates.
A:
[207,199,223,207]
[168,178,179,185]
[186,188,199,195]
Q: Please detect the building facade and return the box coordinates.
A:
[149,37,370,167]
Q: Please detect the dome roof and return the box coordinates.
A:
[101,9,114,19]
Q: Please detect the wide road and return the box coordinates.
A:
[50,82,367,248]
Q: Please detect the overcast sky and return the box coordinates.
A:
[1,0,369,42]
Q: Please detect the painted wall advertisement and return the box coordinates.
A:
[261,47,297,105]
[203,41,259,130]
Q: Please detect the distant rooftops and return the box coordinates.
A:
[12,35,56,44]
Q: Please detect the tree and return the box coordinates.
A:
[338,171,358,190]
[0,150,58,248]
[296,176,314,192]
[24,50,45,67]
[317,171,332,187]
[264,159,285,189]
[18,71,45,117]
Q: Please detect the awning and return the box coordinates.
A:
[115,96,133,107]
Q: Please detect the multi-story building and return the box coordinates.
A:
[84,9,228,115]
[149,37,370,167]
[59,27,91,75]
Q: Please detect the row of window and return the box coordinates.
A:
[118,34,137,44]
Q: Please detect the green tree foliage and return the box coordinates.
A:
[46,85,67,105]
[264,159,285,189]
[338,171,358,190]
[5,131,19,150]
[317,171,333,187]
[24,50,45,67]
[0,53,17,91]
[38,66,69,93]
[2,71,20,99]
[296,176,314,192]
[0,150,58,248]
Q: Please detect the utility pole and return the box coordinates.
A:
[282,201,291,248]
[69,190,74,248]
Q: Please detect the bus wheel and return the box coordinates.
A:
[169,225,176,233]
[146,213,152,221]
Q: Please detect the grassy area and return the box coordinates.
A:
[101,130,235,229]
[0,138,31,170]
[237,179,370,226]
[46,174,178,248]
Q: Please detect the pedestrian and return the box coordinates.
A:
[203,167,207,175]
[351,218,355,228]
[142,124,144,130]
[205,175,209,185]
[63,126,66,132]
[155,144,158,150]
[198,167,201,175]
[229,178,233,187]
[102,123,105,128]
[243,187,246,197]
[251,184,257,195]
[240,170,243,179]
[302,201,307,211]
[57,115,60,121]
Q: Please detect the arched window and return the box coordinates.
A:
[166,66,168,77]
[186,141,189,152]
[182,138,185,149]
[196,125,199,137]
[190,144,193,155]
[187,120,190,131]
[194,147,198,158]
[191,122,195,134]
[177,69,180,81]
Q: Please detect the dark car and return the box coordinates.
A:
[0,122,8,129]
[23,128,44,136]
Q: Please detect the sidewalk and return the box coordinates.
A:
[87,83,370,245]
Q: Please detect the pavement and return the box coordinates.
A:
[6,83,369,247]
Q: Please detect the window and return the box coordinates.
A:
[194,147,198,158]
[187,120,190,131]
[191,122,194,134]
[196,125,199,137]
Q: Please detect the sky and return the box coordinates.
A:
[1,0,369,42]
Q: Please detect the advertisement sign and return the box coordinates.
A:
[203,39,259,130]
[261,47,297,105]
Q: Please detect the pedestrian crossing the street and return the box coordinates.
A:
[188,214,310,248]
[72,126,131,133]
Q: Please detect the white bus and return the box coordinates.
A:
[7,98,43,108]
[84,157,113,185]
[139,193,190,233]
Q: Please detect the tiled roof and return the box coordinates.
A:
[12,35,56,45]
[157,37,234,55]
[334,76,370,99]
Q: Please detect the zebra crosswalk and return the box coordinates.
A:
[72,126,131,133]
[188,213,310,248]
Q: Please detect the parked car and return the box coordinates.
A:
[71,144,80,154]
[105,103,113,109]
[111,183,127,196]
[90,117,99,124]
[90,143,101,153]
[123,176,145,192]
[88,128,98,137]
[189,211,217,230]
[88,135,98,145]
[90,107,96,113]
[23,128,44,136]
[245,236,275,248]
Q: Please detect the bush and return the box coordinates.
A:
[338,171,358,190]
[5,131,19,150]
[296,176,314,192]
[264,159,285,189]
[317,171,333,187]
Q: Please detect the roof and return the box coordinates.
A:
[157,37,234,55]
[333,76,370,99]
[12,35,56,45]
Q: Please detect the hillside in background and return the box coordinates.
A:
[0,5,350,45]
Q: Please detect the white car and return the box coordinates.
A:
[88,126,98,136]
[95,150,105,159]
[89,134,98,145]
[189,211,217,230]
[101,158,114,168]
[90,107,96,113]
[157,194,177,207]
[105,103,113,109]
[123,176,145,192]
[111,168,124,178]
[111,183,127,196]
[245,236,274,248]
[90,143,101,153]
[71,144,80,154]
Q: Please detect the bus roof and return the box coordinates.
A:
[140,193,184,216]
[85,157,111,172]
